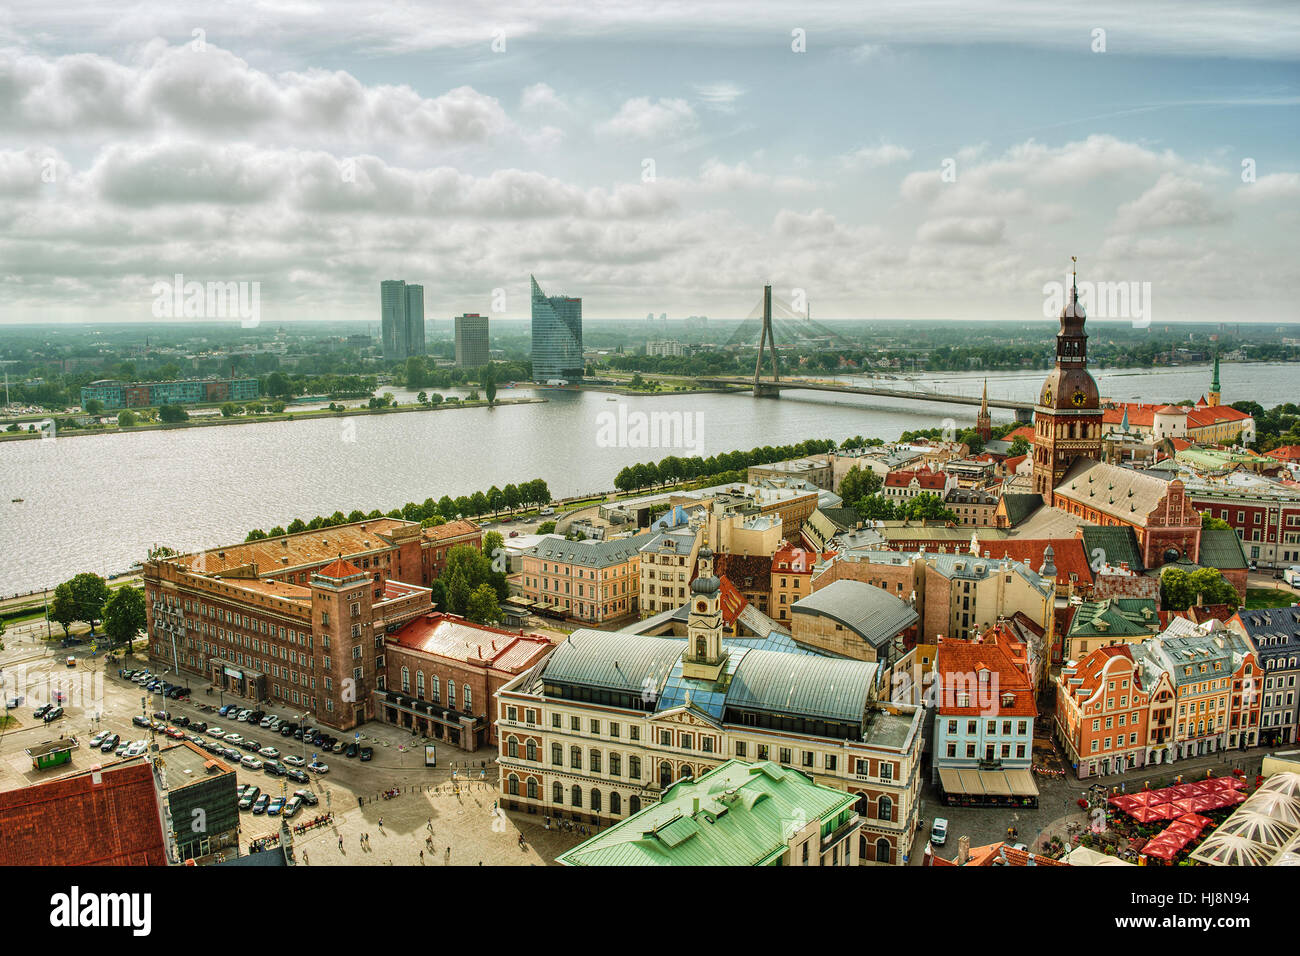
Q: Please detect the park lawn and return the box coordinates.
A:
[1245,588,1298,609]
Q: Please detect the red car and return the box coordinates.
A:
[164,726,185,739]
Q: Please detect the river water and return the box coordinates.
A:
[0,361,1292,594]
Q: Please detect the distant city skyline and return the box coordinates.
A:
[1,2,1297,325]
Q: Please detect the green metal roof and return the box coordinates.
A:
[555,759,857,866]
[727,649,876,724]
[1197,527,1248,571]
[1067,598,1160,638]
[1000,493,1042,527]
[1080,526,1146,572]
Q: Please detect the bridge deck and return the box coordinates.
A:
[699,377,1034,411]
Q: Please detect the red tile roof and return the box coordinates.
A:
[1003,454,1028,472]
[986,538,1094,589]
[771,543,830,573]
[1265,445,1300,463]
[932,841,1069,866]
[1186,405,1251,428]
[718,576,748,626]
[1005,425,1035,443]
[421,519,482,543]
[316,556,366,579]
[935,640,1036,717]
[884,468,947,490]
[1066,644,1140,701]
[1103,404,1157,428]
[714,552,773,588]
[0,762,167,866]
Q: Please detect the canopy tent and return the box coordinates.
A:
[1177,812,1213,830]
[1257,773,1300,799]
[1236,789,1300,826]
[1165,820,1202,841]
[1170,798,1202,816]
[1215,810,1300,850]
[1128,804,1170,824]
[1108,794,1136,811]
[1190,832,1277,866]
[1171,782,1209,799]
[1140,837,1182,860]
[1127,790,1162,807]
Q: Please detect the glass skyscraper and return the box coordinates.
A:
[530,275,583,382]
[380,279,425,361]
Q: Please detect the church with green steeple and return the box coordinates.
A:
[1208,351,1221,407]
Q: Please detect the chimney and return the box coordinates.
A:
[957,834,970,865]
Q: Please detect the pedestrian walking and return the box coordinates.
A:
[419,849,424,862]
[378,817,383,829]
[339,837,343,851]
[302,851,308,865]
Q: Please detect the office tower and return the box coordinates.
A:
[530,275,583,382]
[455,313,490,367]
[381,279,408,362]
[405,284,425,356]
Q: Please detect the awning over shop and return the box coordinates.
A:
[938,767,1039,799]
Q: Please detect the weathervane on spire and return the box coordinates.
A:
[1071,256,1078,291]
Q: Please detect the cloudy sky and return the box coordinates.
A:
[1,1,1297,325]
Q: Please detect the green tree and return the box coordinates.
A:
[1201,511,1231,530]
[1008,436,1031,457]
[49,582,77,637]
[66,572,111,632]
[482,365,497,405]
[245,529,267,541]
[855,496,898,521]
[902,492,959,523]
[482,531,505,566]
[158,404,189,423]
[839,465,882,502]
[287,518,307,533]
[445,566,471,616]
[503,483,520,513]
[466,583,503,624]
[102,585,146,647]
[537,521,557,535]
[85,399,104,416]
[417,391,427,405]
[430,578,448,610]
[116,409,138,427]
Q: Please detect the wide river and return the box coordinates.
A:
[0,361,1292,594]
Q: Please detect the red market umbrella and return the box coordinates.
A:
[1141,838,1181,860]
[1171,782,1209,798]
[1128,791,1162,807]
[1165,821,1201,841]
[1109,794,1136,811]
[1178,812,1212,829]
[1188,795,1221,813]
[1171,798,1201,816]
[1129,805,1165,823]
[1149,802,1180,821]
[1212,776,1247,791]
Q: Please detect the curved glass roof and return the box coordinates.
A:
[726,650,877,724]
[541,629,682,697]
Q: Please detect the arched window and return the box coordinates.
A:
[878,795,893,822]
[448,680,457,707]
[590,749,602,773]
[526,739,537,762]
[463,684,472,712]
[696,636,706,658]
[680,764,694,779]
[507,736,518,759]
[590,788,602,813]
[876,837,891,864]
[507,773,519,796]
[610,791,622,816]
[629,795,641,814]
[526,777,538,800]
[571,784,582,808]
[553,782,563,805]
[416,670,425,699]
[659,761,673,787]
[571,746,582,769]
[400,666,410,692]
[431,675,440,702]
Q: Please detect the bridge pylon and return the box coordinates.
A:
[753,284,780,392]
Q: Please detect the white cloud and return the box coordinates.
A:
[916,216,1006,245]
[842,143,913,169]
[1113,174,1230,230]
[694,82,745,111]
[520,83,568,113]
[599,97,698,141]
[1237,172,1300,203]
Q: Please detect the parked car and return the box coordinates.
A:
[258,746,281,759]
[174,715,190,728]
[251,793,270,815]
[263,760,286,777]
[344,743,359,758]
[307,760,329,774]
[266,796,286,816]
[191,721,208,733]
[100,733,121,753]
[186,734,204,746]
[283,795,303,818]
[285,768,309,784]
[223,733,243,744]
[116,741,132,757]
[202,740,223,754]
[279,724,295,737]
[65,656,76,667]
[33,704,51,719]
[43,707,64,722]
[240,755,263,771]
[236,783,251,800]
[294,789,319,806]
[164,727,185,739]
[90,730,110,747]
[218,704,235,716]
[930,818,949,846]
[222,747,242,762]
[330,741,345,754]
[124,740,147,757]
[206,726,223,738]
[152,710,170,721]
[283,754,306,767]
[238,786,261,810]
[236,709,252,722]
[260,716,276,729]
[359,747,373,762]
[132,715,151,728]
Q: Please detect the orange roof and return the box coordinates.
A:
[1003,454,1028,471]
[1186,405,1250,428]
[173,517,412,575]
[771,543,830,573]
[1265,445,1300,463]
[388,612,552,671]
[988,538,1094,588]
[421,519,482,543]
[1004,425,1035,443]
[1065,644,1141,702]
[0,762,167,866]
[718,576,748,627]
[884,468,947,490]
[316,556,366,579]
[935,640,1036,717]
[933,841,1069,866]
[1102,404,1157,428]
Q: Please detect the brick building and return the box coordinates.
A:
[1056,645,1151,779]
[379,612,553,752]
[144,518,484,731]
[770,543,832,623]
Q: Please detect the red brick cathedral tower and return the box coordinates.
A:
[1032,261,1103,502]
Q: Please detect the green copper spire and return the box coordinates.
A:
[1211,350,1221,393]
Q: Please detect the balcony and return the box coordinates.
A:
[820,813,860,849]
